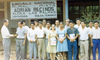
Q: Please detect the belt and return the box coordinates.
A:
[17,38,24,40]
[93,39,100,40]
[80,40,88,42]
[37,37,44,39]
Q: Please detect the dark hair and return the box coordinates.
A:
[34,19,38,22]
[31,22,35,25]
[47,21,51,24]
[22,20,25,23]
[76,18,80,21]
[38,21,42,24]
[20,21,23,24]
[89,21,93,23]
[94,21,99,24]
[51,24,56,30]
[59,21,64,24]
[3,19,8,22]
[81,21,86,24]
[69,20,74,23]
[55,20,59,22]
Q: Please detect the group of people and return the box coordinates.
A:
[1,18,100,60]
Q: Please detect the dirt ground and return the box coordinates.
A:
[0,51,98,60]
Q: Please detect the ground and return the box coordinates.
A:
[0,51,99,60]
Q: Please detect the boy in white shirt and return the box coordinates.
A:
[27,22,37,60]
[37,21,45,60]
[91,21,100,60]
[78,21,90,60]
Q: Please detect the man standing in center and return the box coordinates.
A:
[37,21,45,60]
[78,21,90,60]
[67,20,79,60]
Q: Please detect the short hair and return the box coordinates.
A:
[76,18,80,21]
[34,19,38,22]
[89,21,93,23]
[20,21,23,24]
[22,20,25,23]
[43,19,46,22]
[81,21,86,24]
[59,21,64,24]
[38,21,42,24]
[55,20,59,22]
[47,21,51,24]
[3,19,8,22]
[30,22,35,25]
[94,21,99,24]
[69,20,74,23]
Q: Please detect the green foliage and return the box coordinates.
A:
[80,6,100,25]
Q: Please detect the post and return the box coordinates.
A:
[63,0,68,24]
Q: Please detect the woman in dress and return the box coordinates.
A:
[56,22,68,59]
[47,24,57,60]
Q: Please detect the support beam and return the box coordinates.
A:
[65,0,68,19]
[63,0,68,24]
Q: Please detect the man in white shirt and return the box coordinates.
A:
[78,21,90,60]
[1,19,15,60]
[88,21,94,60]
[37,21,45,60]
[91,21,100,60]
[74,18,81,29]
[34,19,39,30]
[27,22,37,60]
[42,19,47,29]
[15,21,27,60]
[34,19,39,58]
[55,20,60,31]
[45,21,51,60]
[22,20,29,59]
[64,19,70,30]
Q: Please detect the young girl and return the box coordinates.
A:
[56,22,68,59]
[47,24,57,60]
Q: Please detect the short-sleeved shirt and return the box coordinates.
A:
[16,27,27,38]
[37,27,45,38]
[64,25,70,30]
[88,27,94,36]
[78,27,89,40]
[67,27,79,40]
[74,24,81,29]
[24,26,29,32]
[27,28,37,41]
[91,28,100,39]
[45,28,51,39]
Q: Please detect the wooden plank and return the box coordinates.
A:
[0,9,4,11]
[4,1,7,19]
[63,0,65,24]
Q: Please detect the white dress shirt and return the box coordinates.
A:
[91,28,100,39]
[74,24,81,29]
[78,27,89,40]
[64,25,70,30]
[45,28,51,39]
[27,28,36,41]
[37,27,45,38]
[1,25,13,38]
[88,26,94,35]
[24,26,29,32]
[16,27,27,38]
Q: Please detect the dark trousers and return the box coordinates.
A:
[76,38,80,60]
[88,38,92,60]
